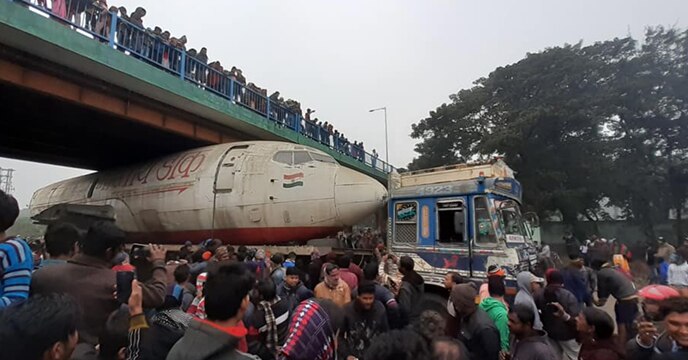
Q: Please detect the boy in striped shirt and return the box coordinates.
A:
[0,190,33,308]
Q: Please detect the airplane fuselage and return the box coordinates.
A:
[30,141,387,245]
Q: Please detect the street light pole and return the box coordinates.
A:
[369,107,389,167]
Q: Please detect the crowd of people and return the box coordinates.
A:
[17,0,385,171]
[560,231,688,293]
[333,228,385,250]
[1,185,688,360]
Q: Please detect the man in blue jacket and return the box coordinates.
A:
[277,267,313,312]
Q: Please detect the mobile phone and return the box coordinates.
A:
[116,271,135,303]
[129,243,148,257]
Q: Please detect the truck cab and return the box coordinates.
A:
[387,160,538,310]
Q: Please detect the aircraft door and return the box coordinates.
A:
[211,145,250,233]
[214,146,249,193]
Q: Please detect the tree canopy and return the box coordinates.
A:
[409,27,688,242]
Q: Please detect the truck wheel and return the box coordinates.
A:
[418,293,449,318]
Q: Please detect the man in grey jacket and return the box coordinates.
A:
[514,272,544,330]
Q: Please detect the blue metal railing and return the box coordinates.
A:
[14,0,395,174]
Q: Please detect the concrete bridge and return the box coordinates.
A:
[0,0,392,182]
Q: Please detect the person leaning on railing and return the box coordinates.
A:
[20,0,391,172]
[208,61,225,92]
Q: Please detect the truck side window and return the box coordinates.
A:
[474,196,497,244]
[394,201,418,244]
[437,201,465,244]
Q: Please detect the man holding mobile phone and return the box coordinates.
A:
[534,270,580,360]
[32,221,168,346]
[628,296,688,359]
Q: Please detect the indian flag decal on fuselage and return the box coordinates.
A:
[283,172,304,188]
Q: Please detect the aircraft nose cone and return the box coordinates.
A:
[334,167,387,226]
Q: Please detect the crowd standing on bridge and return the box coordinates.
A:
[1,189,688,360]
[17,0,386,172]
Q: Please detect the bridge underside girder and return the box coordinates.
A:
[0,50,245,170]
[0,82,209,169]
[0,0,390,181]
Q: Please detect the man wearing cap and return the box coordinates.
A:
[627,296,688,360]
[451,283,500,360]
[637,284,680,335]
[480,265,509,309]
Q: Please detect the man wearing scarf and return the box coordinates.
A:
[246,279,290,360]
[315,264,352,307]
[279,299,340,360]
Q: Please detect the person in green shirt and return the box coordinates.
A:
[480,276,510,352]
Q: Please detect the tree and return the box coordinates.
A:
[605,28,688,242]
[410,29,688,242]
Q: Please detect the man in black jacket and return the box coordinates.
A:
[277,267,314,312]
[534,270,581,360]
[340,281,389,360]
[507,304,558,360]
[397,256,425,326]
[360,262,401,328]
[245,279,291,360]
[451,283,500,360]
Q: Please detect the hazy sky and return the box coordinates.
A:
[2,0,687,206]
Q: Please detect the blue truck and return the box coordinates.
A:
[386,160,539,311]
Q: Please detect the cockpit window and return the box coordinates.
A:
[273,151,293,165]
[293,151,313,165]
[309,152,336,164]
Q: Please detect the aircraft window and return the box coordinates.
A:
[310,152,336,163]
[273,151,293,165]
[293,151,313,165]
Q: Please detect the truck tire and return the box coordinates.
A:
[418,293,449,318]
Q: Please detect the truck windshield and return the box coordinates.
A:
[495,199,528,240]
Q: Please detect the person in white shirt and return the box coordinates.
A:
[668,248,688,287]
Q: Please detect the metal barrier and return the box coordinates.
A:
[15,0,396,174]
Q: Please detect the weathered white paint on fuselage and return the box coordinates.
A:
[29,141,386,244]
